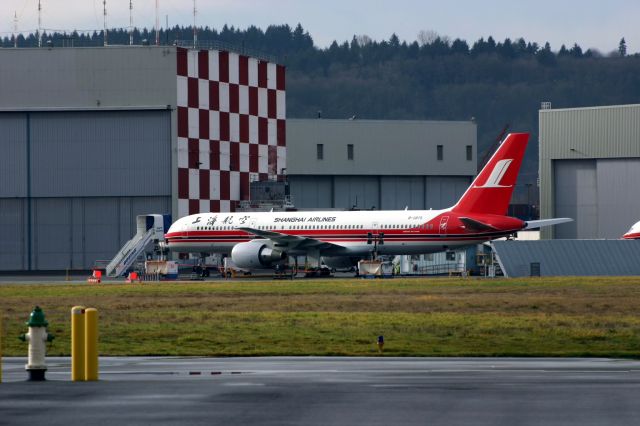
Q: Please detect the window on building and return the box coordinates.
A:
[437,145,443,161]
[446,251,456,261]
[347,144,354,160]
[317,144,324,160]
[466,145,473,161]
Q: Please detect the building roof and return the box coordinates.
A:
[492,240,640,277]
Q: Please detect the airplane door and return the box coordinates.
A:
[439,216,449,235]
[367,222,379,245]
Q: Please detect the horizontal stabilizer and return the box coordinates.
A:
[524,218,573,230]
[459,217,498,232]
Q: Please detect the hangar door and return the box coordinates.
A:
[554,159,640,239]
[0,110,171,271]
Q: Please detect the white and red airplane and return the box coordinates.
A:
[623,221,640,239]
[165,133,571,270]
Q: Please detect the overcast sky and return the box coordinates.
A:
[0,0,637,54]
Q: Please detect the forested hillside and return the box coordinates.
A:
[5,24,640,191]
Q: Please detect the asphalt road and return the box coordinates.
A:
[2,357,640,425]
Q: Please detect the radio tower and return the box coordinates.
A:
[129,0,133,45]
[193,0,197,48]
[13,11,18,48]
[103,0,108,46]
[37,0,42,47]
[155,0,159,46]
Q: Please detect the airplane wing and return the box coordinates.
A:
[459,217,498,232]
[236,227,341,251]
[524,218,573,229]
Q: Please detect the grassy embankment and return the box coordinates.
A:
[1,277,640,357]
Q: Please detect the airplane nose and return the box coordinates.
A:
[166,220,180,236]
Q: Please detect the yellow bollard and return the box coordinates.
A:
[71,306,86,381]
[84,308,99,381]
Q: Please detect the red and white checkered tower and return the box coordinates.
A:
[176,48,286,217]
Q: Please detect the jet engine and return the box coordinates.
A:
[231,241,287,269]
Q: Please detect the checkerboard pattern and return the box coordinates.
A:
[176,47,286,217]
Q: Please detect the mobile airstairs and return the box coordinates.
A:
[106,214,171,277]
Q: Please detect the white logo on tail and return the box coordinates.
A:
[474,159,513,188]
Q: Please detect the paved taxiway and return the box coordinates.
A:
[2,357,640,425]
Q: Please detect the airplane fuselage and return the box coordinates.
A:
[623,221,640,239]
[163,133,570,270]
[165,208,525,256]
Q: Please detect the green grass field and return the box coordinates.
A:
[2,277,640,357]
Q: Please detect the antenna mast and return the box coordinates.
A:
[37,0,42,47]
[129,0,133,45]
[13,11,18,48]
[155,0,160,46]
[103,0,108,46]
[193,0,197,48]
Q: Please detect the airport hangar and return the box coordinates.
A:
[0,45,477,272]
[492,103,640,277]
[539,103,640,240]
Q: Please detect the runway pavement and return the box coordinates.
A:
[2,357,640,425]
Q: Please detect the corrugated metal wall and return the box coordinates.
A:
[597,159,640,237]
[30,111,171,197]
[289,175,470,210]
[30,196,170,270]
[425,177,471,210]
[334,176,380,209]
[553,160,597,239]
[552,158,640,239]
[0,199,27,270]
[0,110,172,271]
[288,176,333,208]
[380,177,424,210]
[1,196,172,270]
[493,240,640,277]
[539,104,640,238]
[0,114,28,197]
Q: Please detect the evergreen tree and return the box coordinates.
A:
[558,44,570,57]
[536,42,556,65]
[498,38,516,58]
[569,43,583,58]
[450,38,469,55]
[619,37,627,56]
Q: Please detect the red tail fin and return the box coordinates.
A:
[452,133,529,215]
